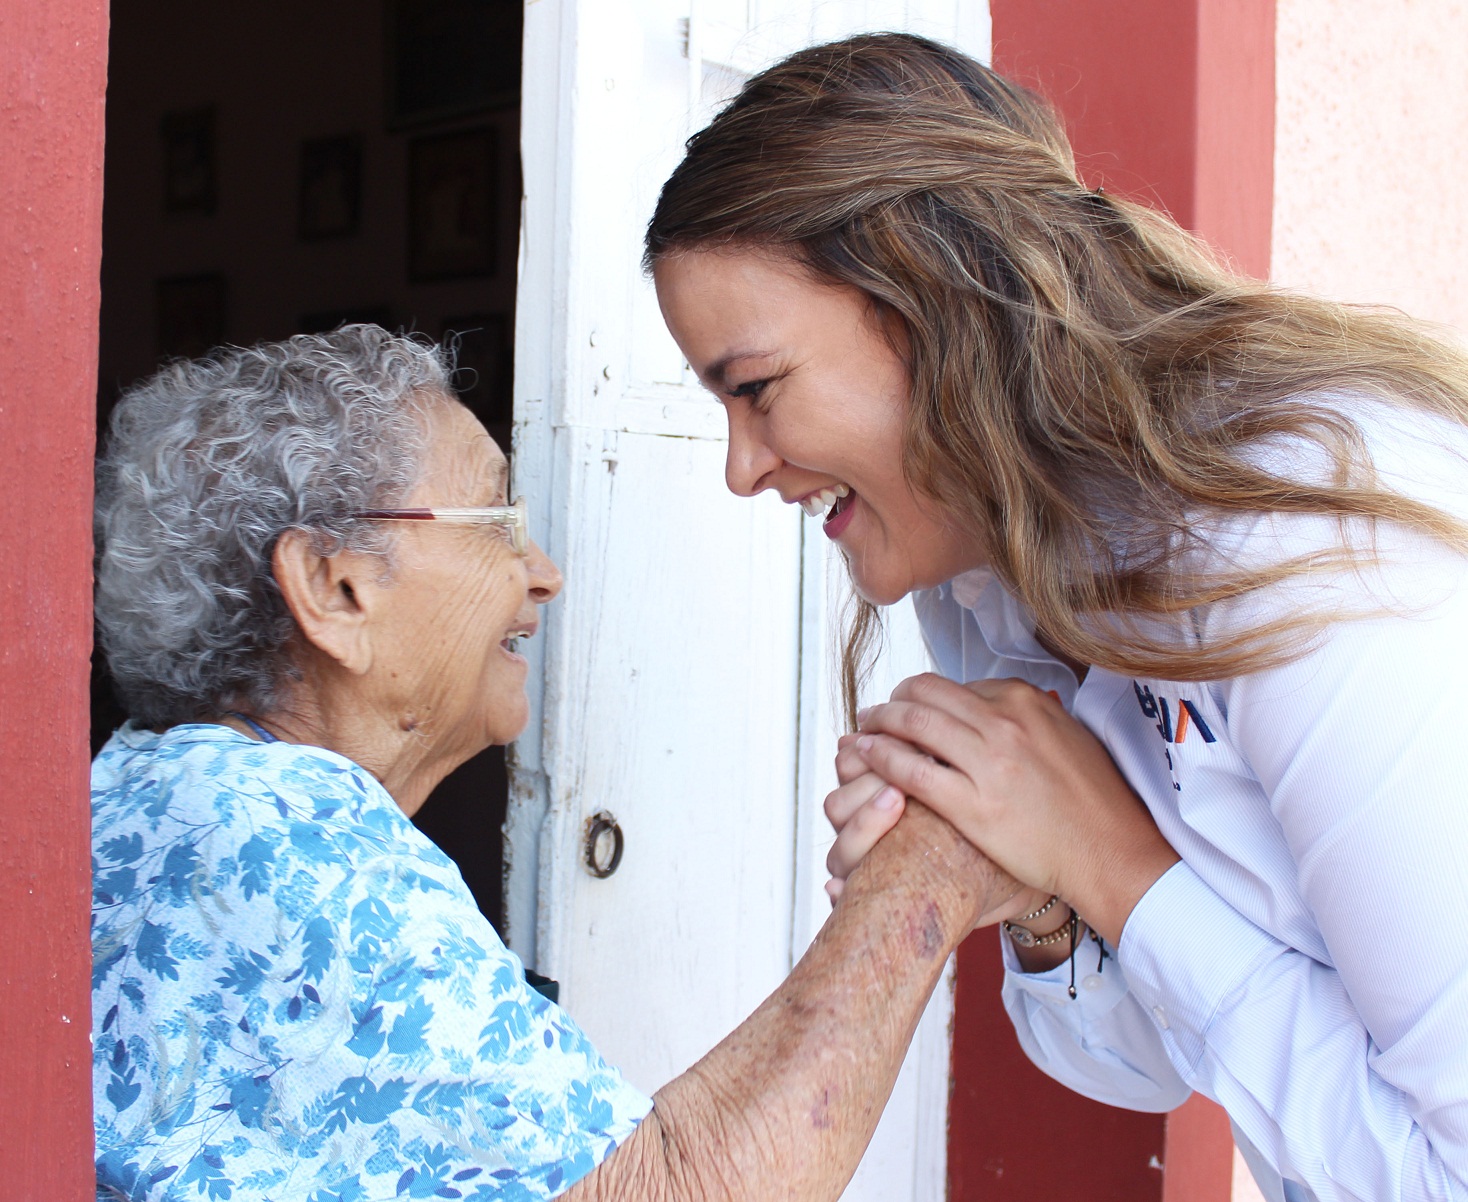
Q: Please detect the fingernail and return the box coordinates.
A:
[856,735,874,753]
[856,706,873,726]
[875,785,902,810]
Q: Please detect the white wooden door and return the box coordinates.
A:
[508,3,990,1197]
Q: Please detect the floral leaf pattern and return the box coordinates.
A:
[93,723,650,1200]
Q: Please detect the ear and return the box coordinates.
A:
[272,529,379,675]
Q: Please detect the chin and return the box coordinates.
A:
[847,561,916,607]
[483,700,530,746]
[852,582,909,607]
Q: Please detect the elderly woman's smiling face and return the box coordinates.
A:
[265,391,562,814]
[370,398,562,758]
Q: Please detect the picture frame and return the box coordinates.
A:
[161,106,217,216]
[386,0,521,129]
[298,135,362,241]
[441,313,511,427]
[408,128,498,282]
[156,273,226,359]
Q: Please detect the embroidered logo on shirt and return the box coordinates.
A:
[1134,683,1216,792]
[1132,683,1216,744]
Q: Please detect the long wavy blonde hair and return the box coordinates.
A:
[645,33,1468,724]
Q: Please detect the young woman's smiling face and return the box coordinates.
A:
[654,247,979,605]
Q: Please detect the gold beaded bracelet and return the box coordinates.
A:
[1003,895,1076,949]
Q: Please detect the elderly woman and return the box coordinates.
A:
[91,324,1008,1201]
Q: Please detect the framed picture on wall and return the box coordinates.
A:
[386,0,521,128]
[408,128,497,282]
[161,107,217,216]
[156,273,226,359]
[441,313,511,427]
[299,135,362,240]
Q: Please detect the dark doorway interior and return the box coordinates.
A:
[94,0,523,934]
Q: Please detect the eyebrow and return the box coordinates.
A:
[488,458,509,502]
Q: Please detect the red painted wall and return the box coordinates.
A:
[990,0,1275,279]
[948,937,1167,1199]
[0,0,108,1189]
[948,2,1276,1198]
[1163,1093,1238,1202]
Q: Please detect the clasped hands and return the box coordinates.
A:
[824,674,1180,948]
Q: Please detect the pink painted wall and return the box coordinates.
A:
[1272,0,1468,331]
[0,0,107,1190]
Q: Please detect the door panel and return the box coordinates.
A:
[513,2,990,1194]
[536,428,803,1089]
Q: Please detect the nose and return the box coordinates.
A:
[723,404,781,498]
[525,540,563,604]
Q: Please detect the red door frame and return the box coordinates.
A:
[948,2,1274,1198]
[0,0,108,1189]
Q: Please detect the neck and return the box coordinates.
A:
[235,680,465,818]
[1034,628,1091,684]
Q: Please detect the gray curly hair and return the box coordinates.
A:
[96,324,454,727]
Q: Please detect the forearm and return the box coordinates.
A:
[1123,863,1468,1200]
[567,803,996,1202]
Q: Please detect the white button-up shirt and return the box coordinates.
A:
[913,399,1468,1202]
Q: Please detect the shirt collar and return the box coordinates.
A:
[946,567,1057,666]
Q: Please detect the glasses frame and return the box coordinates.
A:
[354,496,528,555]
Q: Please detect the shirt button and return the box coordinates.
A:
[1082,974,1103,993]
[1152,1005,1170,1029]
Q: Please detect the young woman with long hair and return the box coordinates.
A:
[648,33,1468,1202]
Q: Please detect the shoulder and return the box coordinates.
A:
[1184,395,1468,611]
[91,725,435,931]
[1238,391,1468,516]
[94,723,396,835]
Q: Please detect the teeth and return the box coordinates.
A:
[799,484,852,518]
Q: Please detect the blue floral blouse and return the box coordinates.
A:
[92,723,651,1201]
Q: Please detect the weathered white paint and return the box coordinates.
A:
[1272,0,1468,332]
[511,2,989,1197]
[799,551,961,1197]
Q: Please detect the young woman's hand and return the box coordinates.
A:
[822,742,1051,930]
[822,768,906,903]
[851,674,1180,944]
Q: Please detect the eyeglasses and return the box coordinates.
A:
[354,496,529,555]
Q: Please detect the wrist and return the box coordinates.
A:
[844,802,994,945]
[1078,838,1180,947]
[1002,895,1074,946]
[1009,902,1079,974]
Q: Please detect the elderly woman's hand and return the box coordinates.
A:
[850,674,1180,945]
